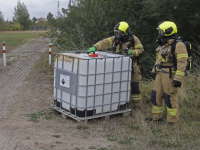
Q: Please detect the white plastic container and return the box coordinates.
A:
[53,51,132,117]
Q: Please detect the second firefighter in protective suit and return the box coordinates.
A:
[145,21,188,124]
[87,21,144,107]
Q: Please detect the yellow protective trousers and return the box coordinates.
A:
[150,72,179,122]
[131,64,142,107]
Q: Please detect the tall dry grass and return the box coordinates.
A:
[88,74,200,150]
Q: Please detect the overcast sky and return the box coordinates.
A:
[0,0,69,21]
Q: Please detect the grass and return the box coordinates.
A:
[36,48,200,149]
[82,75,199,149]
[0,31,46,47]
[50,144,55,148]
[52,135,61,138]
[77,125,89,130]
[20,108,52,122]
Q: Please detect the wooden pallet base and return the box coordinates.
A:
[51,104,131,125]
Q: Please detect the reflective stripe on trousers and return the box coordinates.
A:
[167,107,178,116]
[152,105,164,113]
[131,94,142,101]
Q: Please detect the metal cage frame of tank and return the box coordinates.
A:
[51,50,132,121]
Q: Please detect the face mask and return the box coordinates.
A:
[156,36,170,46]
[158,29,164,37]
[115,34,123,42]
[114,30,123,42]
[156,36,163,46]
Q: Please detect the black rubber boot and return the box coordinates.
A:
[145,117,163,122]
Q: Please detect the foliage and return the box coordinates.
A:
[32,17,37,25]
[0,9,4,25]
[0,9,4,30]
[155,0,200,41]
[2,21,21,31]
[12,22,21,31]
[2,21,11,31]
[13,0,31,30]
[37,17,45,27]
[46,0,200,77]
[29,17,50,31]
[47,12,54,23]
[191,42,200,74]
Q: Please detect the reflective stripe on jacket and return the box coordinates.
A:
[93,35,144,57]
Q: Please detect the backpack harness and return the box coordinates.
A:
[158,39,192,78]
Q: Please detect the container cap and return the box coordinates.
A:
[88,54,98,57]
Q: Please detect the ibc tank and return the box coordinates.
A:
[53,51,132,118]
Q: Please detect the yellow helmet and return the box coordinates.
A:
[114,21,129,35]
[157,21,177,37]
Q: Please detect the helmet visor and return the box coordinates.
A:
[114,30,124,37]
[157,28,164,37]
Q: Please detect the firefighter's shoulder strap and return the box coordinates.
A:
[171,39,178,69]
[127,31,135,49]
[171,39,192,73]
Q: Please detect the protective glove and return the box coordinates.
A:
[152,73,156,80]
[87,47,96,54]
[124,48,132,55]
[172,80,182,88]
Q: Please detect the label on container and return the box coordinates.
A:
[60,74,70,88]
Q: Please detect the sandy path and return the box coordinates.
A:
[0,37,50,150]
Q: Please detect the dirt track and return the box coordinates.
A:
[0,38,120,150]
[0,37,51,149]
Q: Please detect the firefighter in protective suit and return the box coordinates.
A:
[145,21,188,124]
[87,21,144,107]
